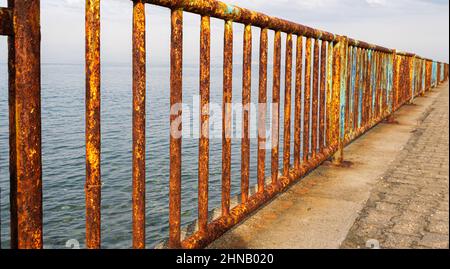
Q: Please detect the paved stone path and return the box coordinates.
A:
[341,86,449,249]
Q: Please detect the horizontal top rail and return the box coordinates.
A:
[144,0,394,53]
[347,38,392,53]
[144,0,335,41]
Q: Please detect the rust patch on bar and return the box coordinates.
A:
[271,31,281,184]
[345,46,352,138]
[221,20,233,216]
[257,28,268,193]
[283,34,293,176]
[353,48,360,132]
[311,38,319,158]
[85,0,101,249]
[318,40,327,153]
[198,15,211,235]
[169,8,183,249]
[132,0,146,249]
[294,35,303,170]
[13,0,43,249]
[303,37,312,162]
[326,42,333,148]
[241,24,252,204]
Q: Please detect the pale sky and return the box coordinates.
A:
[0,0,448,64]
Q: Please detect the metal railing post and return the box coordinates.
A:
[132,0,146,249]
[332,36,348,165]
[12,0,43,249]
[85,0,102,249]
[408,55,416,104]
[386,49,397,122]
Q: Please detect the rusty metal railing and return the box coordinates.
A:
[1,0,448,249]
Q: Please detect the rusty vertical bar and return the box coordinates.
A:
[360,49,366,128]
[13,0,43,249]
[198,15,210,235]
[345,47,352,138]
[437,62,441,86]
[221,20,233,215]
[394,52,400,110]
[381,52,385,115]
[399,55,403,106]
[7,0,18,249]
[401,57,406,104]
[294,35,303,170]
[417,58,421,96]
[332,36,347,164]
[372,51,376,120]
[319,40,326,153]
[382,53,387,114]
[326,42,333,147]
[368,50,374,122]
[375,51,381,120]
[392,51,398,109]
[427,60,432,91]
[221,20,233,216]
[378,52,383,117]
[423,60,428,91]
[271,31,281,184]
[331,39,341,150]
[408,56,414,103]
[386,51,394,117]
[362,49,369,128]
[85,0,101,249]
[311,39,319,158]
[421,60,424,94]
[353,48,360,132]
[257,28,268,192]
[382,53,387,113]
[303,37,312,162]
[241,24,252,203]
[169,8,183,249]
[359,49,370,125]
[283,34,293,176]
[132,0,146,249]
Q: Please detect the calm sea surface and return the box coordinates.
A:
[0,63,301,248]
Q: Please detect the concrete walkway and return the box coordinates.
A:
[342,84,449,249]
[209,83,449,249]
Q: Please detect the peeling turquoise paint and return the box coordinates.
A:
[422,61,426,93]
[431,61,437,87]
[339,45,348,138]
[371,51,377,115]
[225,4,236,15]
[350,48,356,117]
[358,53,364,128]
[387,54,394,113]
